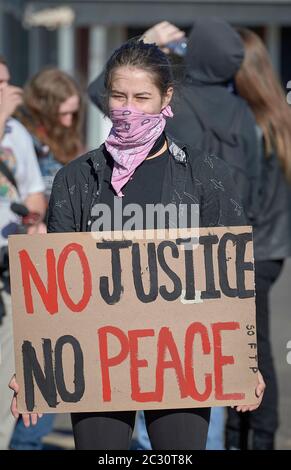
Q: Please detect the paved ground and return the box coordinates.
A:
[43,260,291,450]
[270,259,291,449]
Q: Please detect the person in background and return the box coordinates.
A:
[226,27,291,450]
[15,67,84,207]
[9,68,84,450]
[0,55,46,450]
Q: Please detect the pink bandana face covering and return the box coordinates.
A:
[105,105,173,197]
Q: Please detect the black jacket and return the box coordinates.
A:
[47,136,246,234]
[252,128,291,260]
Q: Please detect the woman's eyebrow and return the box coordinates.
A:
[135,92,152,96]
[110,89,126,94]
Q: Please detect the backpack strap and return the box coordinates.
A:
[0,157,19,195]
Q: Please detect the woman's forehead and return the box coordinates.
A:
[111,66,156,90]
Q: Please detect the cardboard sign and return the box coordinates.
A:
[8,227,259,413]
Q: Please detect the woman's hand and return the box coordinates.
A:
[141,21,185,53]
[9,375,43,427]
[231,370,266,412]
[27,221,47,235]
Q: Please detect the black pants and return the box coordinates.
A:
[71,407,210,450]
[226,259,284,449]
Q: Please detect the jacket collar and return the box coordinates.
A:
[88,134,188,175]
[166,135,187,164]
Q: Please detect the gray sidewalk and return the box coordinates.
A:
[270,259,291,449]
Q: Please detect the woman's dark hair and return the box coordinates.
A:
[104,39,174,98]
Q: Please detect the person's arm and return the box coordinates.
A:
[197,154,247,228]
[47,167,76,233]
[141,20,185,53]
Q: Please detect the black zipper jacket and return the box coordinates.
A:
[47,135,246,234]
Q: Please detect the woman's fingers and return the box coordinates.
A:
[22,413,31,428]
[163,24,185,41]
[142,21,185,48]
[9,374,42,425]
[9,375,20,419]
[236,403,259,412]
[255,371,266,399]
[22,413,38,427]
[235,401,261,412]
[234,372,266,413]
[10,395,19,419]
[235,405,249,412]
[256,383,265,397]
[9,375,19,393]
[157,22,185,45]
[251,371,266,410]
[30,413,38,426]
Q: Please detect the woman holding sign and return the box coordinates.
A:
[10,39,265,450]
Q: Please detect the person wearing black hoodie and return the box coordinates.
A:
[165,18,261,228]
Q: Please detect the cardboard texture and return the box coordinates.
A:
[8,227,259,413]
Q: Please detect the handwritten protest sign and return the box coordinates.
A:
[8,227,259,413]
